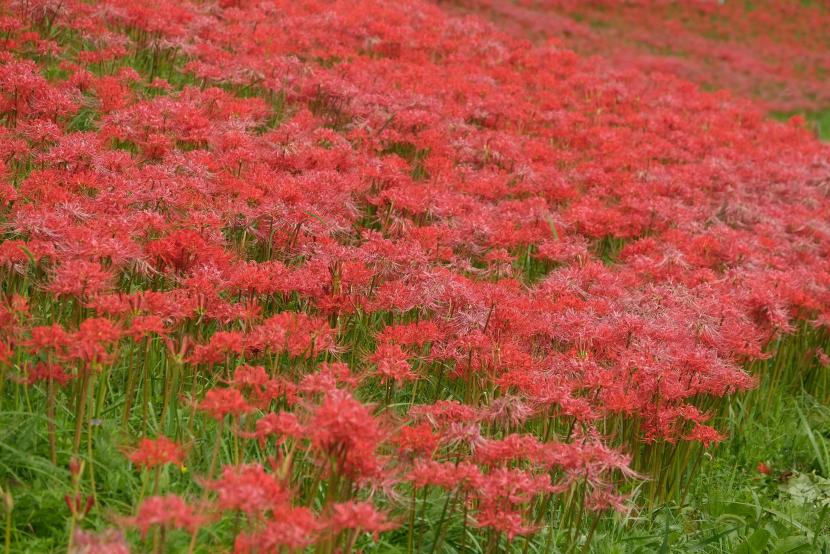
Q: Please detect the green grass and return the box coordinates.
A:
[811,109,830,141]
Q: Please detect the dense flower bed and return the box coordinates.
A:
[0,0,828,551]
[448,0,830,113]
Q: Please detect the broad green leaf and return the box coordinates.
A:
[735,528,771,554]
[770,536,812,554]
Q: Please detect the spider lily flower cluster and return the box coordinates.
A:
[453,0,830,113]
[0,0,828,552]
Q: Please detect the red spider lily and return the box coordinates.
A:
[473,468,553,539]
[146,230,231,274]
[392,422,440,458]
[250,411,304,447]
[70,529,129,554]
[64,318,122,364]
[233,507,320,552]
[127,436,186,470]
[685,424,726,448]
[230,364,270,403]
[480,395,535,428]
[25,363,73,386]
[326,500,398,540]
[70,312,112,338]
[47,259,114,299]
[189,331,245,365]
[409,460,484,490]
[298,361,361,394]
[456,0,830,113]
[122,495,206,537]
[0,340,13,365]
[368,342,417,384]
[307,390,385,481]
[198,388,252,421]
[410,400,479,427]
[475,434,548,467]
[246,313,337,359]
[206,464,290,515]
[125,315,168,340]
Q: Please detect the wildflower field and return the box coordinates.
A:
[0,0,829,552]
